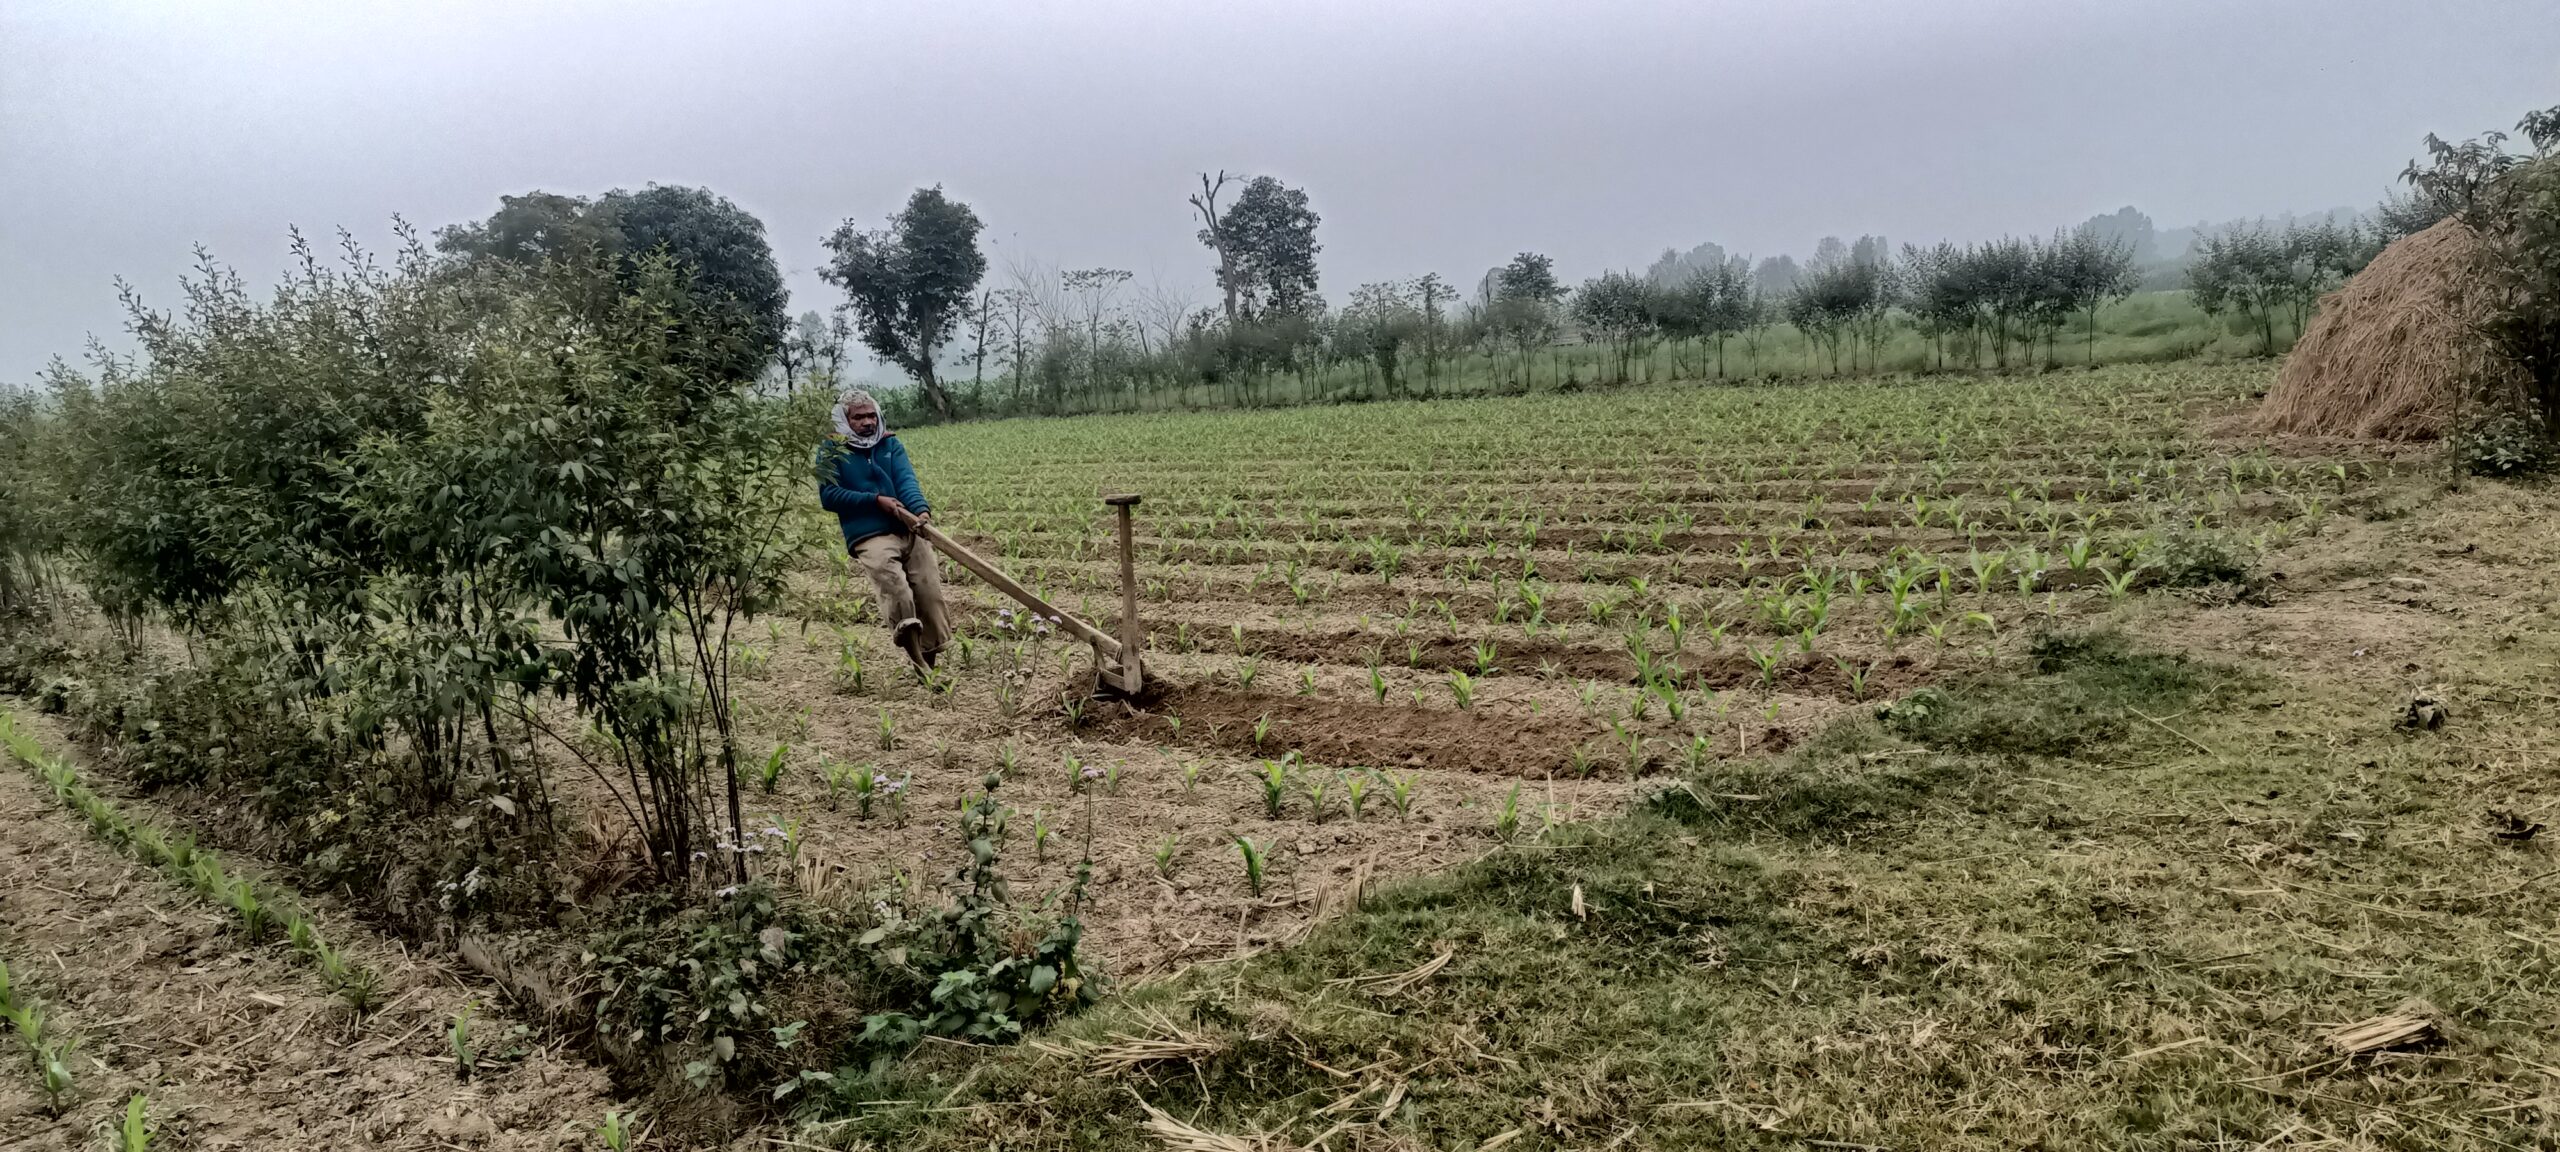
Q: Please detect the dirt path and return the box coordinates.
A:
[0,752,625,1150]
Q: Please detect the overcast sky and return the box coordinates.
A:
[4,0,2555,383]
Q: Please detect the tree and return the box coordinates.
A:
[1648,269,1715,375]
[433,190,616,265]
[1844,246,1898,371]
[1339,281,1424,397]
[1412,273,1459,390]
[437,185,790,383]
[1572,272,1660,382]
[2186,224,2291,355]
[1489,252,1565,305]
[1900,241,1974,370]
[1193,173,1322,322]
[1809,235,1851,273]
[2055,227,2141,361]
[1752,255,1801,299]
[605,185,791,381]
[821,186,989,419]
[1701,259,1757,378]
[784,310,849,394]
[1784,265,1856,375]
[2471,107,2560,427]
[1481,253,1564,379]
[2076,207,2158,264]
[1645,241,1729,288]
[2379,129,2528,240]
[2277,220,2375,338]
[1189,172,1243,326]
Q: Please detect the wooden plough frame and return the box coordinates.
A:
[889,494,1146,693]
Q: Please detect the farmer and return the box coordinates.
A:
[816,389,950,669]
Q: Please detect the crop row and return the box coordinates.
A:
[0,715,382,1015]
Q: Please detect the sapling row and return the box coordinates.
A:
[0,713,380,1011]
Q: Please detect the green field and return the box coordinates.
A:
[786,361,2558,1150]
[13,359,2560,1151]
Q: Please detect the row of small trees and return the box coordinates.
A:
[773,176,2202,421]
[1544,228,2144,387]
[2183,220,2379,355]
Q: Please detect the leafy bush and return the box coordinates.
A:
[856,773,1098,1048]
[2146,527,2253,588]
[588,774,1097,1106]
[2453,405,2557,476]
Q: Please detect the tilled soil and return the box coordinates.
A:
[0,756,625,1150]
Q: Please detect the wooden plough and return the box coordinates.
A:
[889,493,1148,694]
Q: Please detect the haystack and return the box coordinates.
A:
[2259,218,2527,439]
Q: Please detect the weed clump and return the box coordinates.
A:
[2146,527,2255,589]
[1880,630,2227,757]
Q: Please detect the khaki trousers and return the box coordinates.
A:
[852,532,951,661]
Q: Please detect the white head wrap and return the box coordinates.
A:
[833,388,887,448]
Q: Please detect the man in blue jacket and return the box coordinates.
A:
[816,389,949,669]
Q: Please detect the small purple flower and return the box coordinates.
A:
[881,778,907,794]
[1081,766,1105,781]
[715,885,741,899]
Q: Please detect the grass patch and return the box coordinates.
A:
[822,634,2480,1149]
[1881,628,2235,758]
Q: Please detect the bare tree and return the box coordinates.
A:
[1189,171,1241,326]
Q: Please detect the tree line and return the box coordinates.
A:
[372,169,2421,424]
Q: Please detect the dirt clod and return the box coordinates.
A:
[2397,691,2451,731]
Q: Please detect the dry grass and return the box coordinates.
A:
[1140,1101,1293,1152]
[2261,218,2529,439]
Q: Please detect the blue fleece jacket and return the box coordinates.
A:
[815,435,931,548]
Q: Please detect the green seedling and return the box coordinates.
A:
[834,642,867,694]
[1233,835,1270,896]
[227,877,271,942]
[1030,810,1053,863]
[1152,833,1181,879]
[1342,772,1370,821]
[1494,782,1524,841]
[120,1092,152,1152]
[1304,773,1332,824]
[37,1035,74,1112]
[875,708,897,751]
[757,744,789,793]
[1257,758,1291,819]
[598,1108,636,1151]
[1448,670,1478,710]
[450,1001,478,1081]
[884,773,912,824]
[1383,770,1417,819]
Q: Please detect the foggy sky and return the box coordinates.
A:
[4,0,2555,384]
